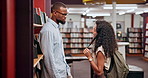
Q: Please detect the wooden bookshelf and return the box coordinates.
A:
[142,57,148,61]
[143,22,148,59]
[33,24,43,34]
[60,28,93,54]
[126,53,143,56]
[127,28,143,54]
[33,54,43,67]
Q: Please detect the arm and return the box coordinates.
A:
[83,48,105,76]
[39,31,61,78]
[66,65,73,78]
[66,63,72,76]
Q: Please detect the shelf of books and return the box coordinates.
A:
[144,23,148,58]
[127,28,143,54]
[60,28,93,55]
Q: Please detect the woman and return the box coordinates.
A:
[83,20,118,78]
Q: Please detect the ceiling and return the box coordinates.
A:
[52,0,147,4]
[66,4,148,17]
[52,0,148,17]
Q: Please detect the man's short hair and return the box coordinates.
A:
[51,2,66,13]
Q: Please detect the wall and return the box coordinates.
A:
[124,14,132,32]
[64,14,81,28]
[66,14,143,32]
[34,0,45,12]
[66,14,143,33]
[34,0,51,17]
[66,14,81,22]
[104,15,125,22]
[134,14,143,27]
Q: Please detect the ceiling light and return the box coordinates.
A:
[68,8,88,11]
[87,13,110,16]
[69,12,84,14]
[67,8,70,12]
[83,12,87,15]
[144,10,148,13]
[118,12,125,15]
[104,4,137,7]
[135,11,143,15]
[126,9,135,13]
[82,8,90,15]
[103,6,137,9]
[83,0,106,5]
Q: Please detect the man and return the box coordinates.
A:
[38,2,72,78]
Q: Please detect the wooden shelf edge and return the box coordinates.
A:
[62,37,93,39]
[70,53,85,57]
[64,47,92,49]
[63,42,91,44]
[33,54,43,67]
[126,54,143,56]
[142,57,148,61]
[33,24,43,27]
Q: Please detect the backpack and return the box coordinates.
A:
[105,50,129,78]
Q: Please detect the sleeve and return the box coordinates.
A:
[66,63,72,76]
[39,31,61,78]
[96,46,105,56]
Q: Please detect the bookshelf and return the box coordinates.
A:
[60,28,93,55]
[144,23,148,58]
[127,28,143,54]
[34,54,43,67]
[33,24,43,34]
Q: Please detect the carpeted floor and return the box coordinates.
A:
[70,56,148,78]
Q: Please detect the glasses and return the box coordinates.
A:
[55,11,68,16]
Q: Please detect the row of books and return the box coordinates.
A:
[145,31,148,36]
[68,49,94,53]
[61,33,93,37]
[128,33,142,37]
[63,39,92,43]
[144,52,148,57]
[145,38,148,43]
[129,49,143,53]
[33,8,47,25]
[70,44,82,47]
[144,23,148,58]
[63,44,93,48]
[70,33,83,37]
[83,33,93,37]
[128,38,142,42]
[60,28,90,32]
[127,28,142,32]
[71,49,83,53]
[129,43,142,47]
[146,23,148,29]
[145,45,148,50]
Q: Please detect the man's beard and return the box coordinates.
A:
[56,19,66,24]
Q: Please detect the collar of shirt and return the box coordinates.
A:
[58,25,61,28]
[47,18,59,29]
